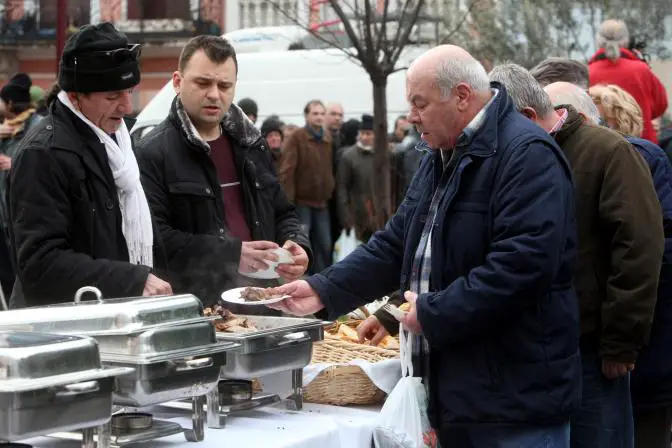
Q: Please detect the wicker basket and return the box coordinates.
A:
[303,338,399,406]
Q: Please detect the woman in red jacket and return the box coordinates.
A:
[588,19,668,143]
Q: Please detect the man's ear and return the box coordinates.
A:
[66,92,80,109]
[172,71,182,95]
[454,83,472,112]
[520,107,538,122]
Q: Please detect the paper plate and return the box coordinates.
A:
[220,287,290,306]
[238,247,294,280]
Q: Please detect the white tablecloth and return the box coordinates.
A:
[23,403,380,448]
[22,371,382,447]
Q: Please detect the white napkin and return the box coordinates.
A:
[303,358,402,394]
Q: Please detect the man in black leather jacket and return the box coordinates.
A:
[136,35,311,309]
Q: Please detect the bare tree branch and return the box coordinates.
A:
[384,0,413,64]
[327,0,369,63]
[388,0,426,67]
[362,0,377,59]
[267,1,359,59]
[439,0,481,45]
[374,0,392,55]
[389,64,409,74]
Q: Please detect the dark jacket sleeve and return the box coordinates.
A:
[598,141,663,363]
[415,140,575,348]
[631,139,672,240]
[136,138,243,287]
[8,146,149,305]
[375,290,404,335]
[305,159,423,319]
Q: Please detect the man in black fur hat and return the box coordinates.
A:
[6,22,172,308]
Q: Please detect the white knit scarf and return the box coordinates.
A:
[57,91,154,267]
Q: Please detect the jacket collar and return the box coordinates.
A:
[124,116,136,131]
[551,105,585,147]
[168,97,263,154]
[589,47,640,64]
[436,82,514,159]
[48,100,116,191]
[50,100,101,150]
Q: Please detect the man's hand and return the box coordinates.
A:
[276,240,309,282]
[357,315,389,345]
[602,359,635,379]
[142,273,173,296]
[399,291,423,334]
[267,280,324,316]
[0,154,11,171]
[239,240,280,273]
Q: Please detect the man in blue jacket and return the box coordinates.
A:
[271,45,581,447]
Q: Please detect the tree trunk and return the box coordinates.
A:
[370,75,392,231]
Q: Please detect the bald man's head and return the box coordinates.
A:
[325,102,344,130]
[544,82,601,124]
[406,45,491,149]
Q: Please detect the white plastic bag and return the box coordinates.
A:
[373,325,437,448]
[334,229,361,263]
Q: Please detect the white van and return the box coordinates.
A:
[132,45,425,139]
[222,26,309,53]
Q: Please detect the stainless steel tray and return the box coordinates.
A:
[0,331,134,441]
[0,375,118,441]
[106,351,230,407]
[215,316,326,378]
[94,320,226,359]
[0,287,213,336]
[101,339,240,365]
[0,331,102,381]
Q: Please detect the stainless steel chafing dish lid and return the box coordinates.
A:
[0,287,215,336]
[96,320,241,364]
[0,331,134,392]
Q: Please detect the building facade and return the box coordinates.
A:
[0,0,225,110]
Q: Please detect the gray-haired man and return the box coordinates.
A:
[490,63,663,448]
[271,46,581,448]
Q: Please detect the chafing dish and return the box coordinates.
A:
[104,320,233,407]
[0,287,212,335]
[0,331,132,445]
[0,288,240,407]
[0,287,241,445]
[216,315,325,378]
[205,315,327,428]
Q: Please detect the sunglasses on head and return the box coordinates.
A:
[73,44,142,68]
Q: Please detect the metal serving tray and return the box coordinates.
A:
[95,321,240,407]
[0,288,213,336]
[215,316,326,378]
[0,331,133,441]
[94,319,239,407]
[105,349,230,407]
[94,320,228,359]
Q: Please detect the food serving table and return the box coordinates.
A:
[21,403,381,448]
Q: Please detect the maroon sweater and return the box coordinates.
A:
[209,134,252,242]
